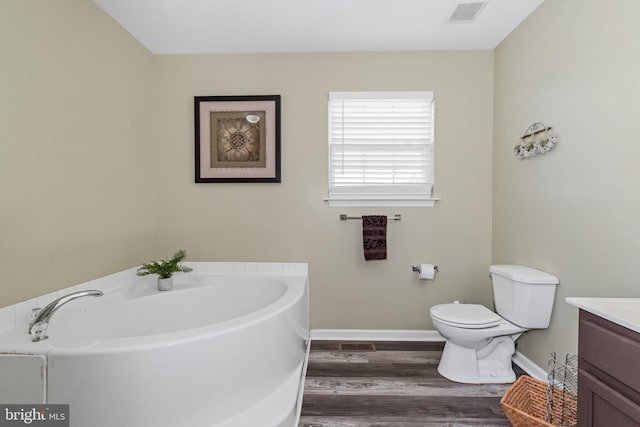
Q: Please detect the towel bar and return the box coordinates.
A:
[340,214,402,221]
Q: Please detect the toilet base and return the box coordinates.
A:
[437,336,517,384]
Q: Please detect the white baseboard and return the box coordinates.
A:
[310,329,444,342]
[513,350,547,381]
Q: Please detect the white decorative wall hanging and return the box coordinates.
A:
[514,122,558,160]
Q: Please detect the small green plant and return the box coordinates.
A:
[136,250,193,279]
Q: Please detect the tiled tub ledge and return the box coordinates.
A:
[0,261,309,334]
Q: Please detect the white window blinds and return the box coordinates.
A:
[328,91,435,207]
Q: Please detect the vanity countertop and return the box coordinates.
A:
[566,297,640,334]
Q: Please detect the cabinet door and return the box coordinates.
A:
[579,369,640,427]
[0,354,46,403]
[579,311,640,391]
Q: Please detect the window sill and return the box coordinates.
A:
[324,197,441,208]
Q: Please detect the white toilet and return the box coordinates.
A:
[429,264,558,384]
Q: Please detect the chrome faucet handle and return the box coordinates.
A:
[29,307,41,323]
[30,321,48,342]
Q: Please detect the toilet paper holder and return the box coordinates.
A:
[412,265,439,273]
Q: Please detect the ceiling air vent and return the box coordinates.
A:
[447,1,488,24]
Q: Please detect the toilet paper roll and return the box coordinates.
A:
[417,264,436,280]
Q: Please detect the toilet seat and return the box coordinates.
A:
[430,303,502,329]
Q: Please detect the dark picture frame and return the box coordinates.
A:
[195,95,281,183]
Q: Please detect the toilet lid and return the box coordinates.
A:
[430,303,502,329]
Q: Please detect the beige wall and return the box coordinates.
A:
[0,0,156,306]
[494,0,640,367]
[1,1,496,333]
[5,0,639,369]
[153,52,494,329]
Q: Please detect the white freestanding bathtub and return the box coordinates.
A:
[0,263,309,427]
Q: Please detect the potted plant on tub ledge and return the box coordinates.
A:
[137,249,193,291]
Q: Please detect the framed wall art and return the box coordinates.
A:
[195,95,281,183]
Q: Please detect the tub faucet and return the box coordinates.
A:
[28,290,103,341]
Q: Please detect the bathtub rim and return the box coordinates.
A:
[0,274,309,356]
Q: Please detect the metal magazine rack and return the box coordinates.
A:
[546,352,578,427]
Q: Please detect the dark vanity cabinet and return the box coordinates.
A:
[577,310,640,426]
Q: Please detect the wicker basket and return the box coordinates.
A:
[500,375,577,427]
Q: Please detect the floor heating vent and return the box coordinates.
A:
[338,342,376,352]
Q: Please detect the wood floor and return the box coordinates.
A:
[298,341,515,427]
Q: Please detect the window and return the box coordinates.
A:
[327,91,436,207]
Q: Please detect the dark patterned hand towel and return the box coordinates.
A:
[362,215,387,260]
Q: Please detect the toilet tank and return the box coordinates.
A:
[490,265,559,328]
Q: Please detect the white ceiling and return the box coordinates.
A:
[92,0,544,54]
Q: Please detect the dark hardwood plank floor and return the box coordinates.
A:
[299,341,513,427]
